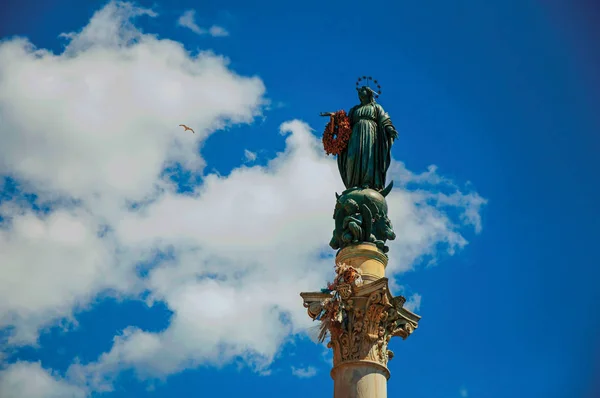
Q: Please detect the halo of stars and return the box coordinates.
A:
[355,76,382,98]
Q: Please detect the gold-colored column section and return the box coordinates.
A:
[335,243,388,283]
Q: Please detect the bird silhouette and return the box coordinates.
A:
[179,124,195,134]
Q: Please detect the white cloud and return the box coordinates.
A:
[177,10,229,37]
[0,0,485,395]
[66,121,342,387]
[177,10,204,35]
[0,207,134,346]
[209,25,230,37]
[385,162,487,272]
[291,366,317,378]
[0,362,86,398]
[0,0,264,346]
[243,149,257,163]
[404,293,422,312]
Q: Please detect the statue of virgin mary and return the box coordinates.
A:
[322,78,399,191]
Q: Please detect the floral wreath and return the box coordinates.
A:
[322,110,352,156]
[314,263,363,342]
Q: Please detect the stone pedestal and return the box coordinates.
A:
[301,243,420,398]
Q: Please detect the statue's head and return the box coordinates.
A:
[355,77,381,104]
[357,86,375,104]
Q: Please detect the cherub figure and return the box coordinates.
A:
[341,199,362,244]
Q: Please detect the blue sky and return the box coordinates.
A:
[0,1,599,397]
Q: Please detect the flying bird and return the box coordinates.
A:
[179,124,195,134]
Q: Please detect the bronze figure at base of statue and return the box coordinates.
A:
[329,183,396,255]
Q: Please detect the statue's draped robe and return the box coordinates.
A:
[337,102,395,190]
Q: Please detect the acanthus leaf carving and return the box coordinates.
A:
[301,269,420,369]
[324,286,409,367]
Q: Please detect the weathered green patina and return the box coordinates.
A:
[322,80,399,253]
[321,85,399,191]
[328,186,396,253]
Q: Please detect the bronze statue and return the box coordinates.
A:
[322,77,399,253]
[321,76,399,192]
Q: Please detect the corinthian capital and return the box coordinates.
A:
[301,277,420,368]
